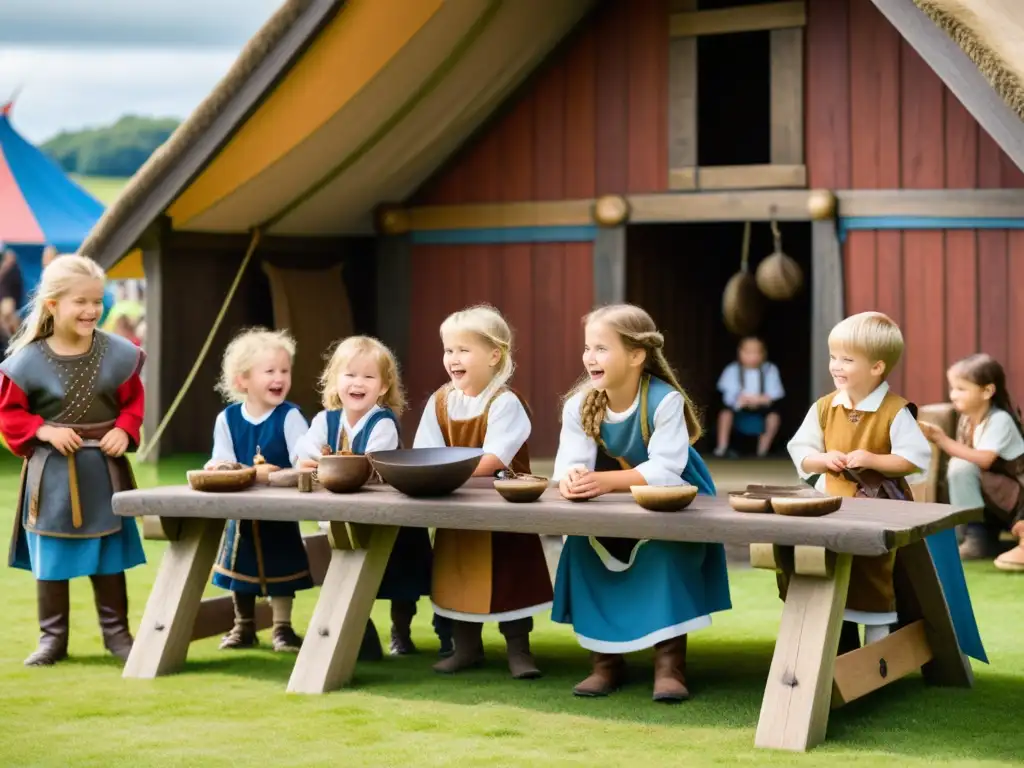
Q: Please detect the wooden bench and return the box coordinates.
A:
[113,483,978,753]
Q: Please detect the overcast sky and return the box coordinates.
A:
[0,0,282,142]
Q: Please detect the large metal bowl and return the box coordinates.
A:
[368,447,484,497]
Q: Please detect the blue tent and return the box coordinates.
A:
[0,101,112,317]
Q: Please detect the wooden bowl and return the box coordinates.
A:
[317,454,373,493]
[368,447,483,497]
[771,495,843,517]
[630,484,698,512]
[728,493,772,513]
[494,476,549,503]
[187,466,257,492]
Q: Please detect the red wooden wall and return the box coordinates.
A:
[404,0,669,455]
[807,0,1024,409]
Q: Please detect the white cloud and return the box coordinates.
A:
[0,1,282,142]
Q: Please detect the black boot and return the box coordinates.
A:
[434,613,454,658]
[219,592,258,649]
[358,619,384,661]
[90,572,133,662]
[389,600,418,655]
[958,522,1003,560]
[24,579,70,666]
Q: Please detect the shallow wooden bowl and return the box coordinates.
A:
[493,476,549,503]
[630,484,698,512]
[728,493,773,513]
[771,495,843,517]
[187,466,256,492]
[368,447,483,497]
[317,454,373,493]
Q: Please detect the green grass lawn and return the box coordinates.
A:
[0,452,1022,767]
[72,175,130,205]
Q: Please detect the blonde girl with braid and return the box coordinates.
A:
[551,304,731,703]
[412,304,552,680]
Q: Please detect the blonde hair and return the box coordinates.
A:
[216,327,296,403]
[319,335,406,415]
[440,304,515,393]
[828,311,904,379]
[6,253,106,357]
[565,304,703,444]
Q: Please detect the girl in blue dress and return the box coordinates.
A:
[205,327,313,652]
[552,303,732,703]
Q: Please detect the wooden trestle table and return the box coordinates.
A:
[112,483,978,752]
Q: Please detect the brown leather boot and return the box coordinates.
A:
[499,617,541,679]
[573,652,626,696]
[24,579,70,667]
[652,636,690,703]
[219,592,258,649]
[432,620,484,674]
[389,600,417,656]
[90,573,134,661]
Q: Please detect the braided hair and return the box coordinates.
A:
[565,304,703,444]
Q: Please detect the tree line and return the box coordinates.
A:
[42,115,181,178]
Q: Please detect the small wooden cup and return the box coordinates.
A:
[630,484,698,512]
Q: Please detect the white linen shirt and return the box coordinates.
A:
[206,403,309,469]
[294,404,400,462]
[787,381,931,490]
[971,408,1024,460]
[717,361,785,409]
[553,388,690,487]
[413,386,531,467]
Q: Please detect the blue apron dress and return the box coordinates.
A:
[552,376,732,652]
[211,402,313,597]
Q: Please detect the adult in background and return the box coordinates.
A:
[0,246,25,355]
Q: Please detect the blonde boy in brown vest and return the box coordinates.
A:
[787,311,932,653]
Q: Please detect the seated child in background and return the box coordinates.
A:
[714,336,784,458]
[919,353,1024,572]
[205,327,313,653]
[787,312,931,652]
[295,335,450,658]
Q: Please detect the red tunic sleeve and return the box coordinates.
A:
[0,375,44,457]
[114,371,145,448]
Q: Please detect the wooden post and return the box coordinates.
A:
[123,518,225,679]
[375,234,412,369]
[755,552,852,752]
[287,524,399,694]
[770,27,804,166]
[810,219,843,397]
[668,0,698,185]
[593,226,626,306]
[140,231,164,464]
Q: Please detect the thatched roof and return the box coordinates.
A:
[80,0,342,265]
[915,0,1024,122]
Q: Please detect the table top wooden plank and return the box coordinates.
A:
[112,484,979,557]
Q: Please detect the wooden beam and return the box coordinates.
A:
[867,0,1024,174]
[593,226,626,306]
[668,0,698,170]
[630,190,814,223]
[671,2,806,38]
[837,188,1024,218]
[810,220,844,396]
[831,620,934,708]
[770,28,804,165]
[140,230,164,464]
[375,235,411,370]
[407,199,594,231]
[670,164,808,191]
